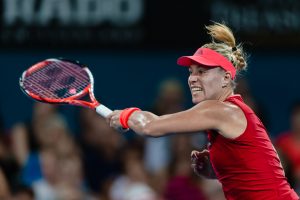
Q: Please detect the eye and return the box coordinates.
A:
[189,66,207,75]
[198,69,205,74]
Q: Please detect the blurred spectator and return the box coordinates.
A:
[55,153,94,200]
[11,105,70,187]
[200,179,226,200]
[0,167,10,199]
[11,185,34,200]
[150,78,186,115]
[10,102,98,199]
[109,141,157,200]
[235,78,269,129]
[144,78,186,196]
[10,103,61,186]
[78,108,124,198]
[164,134,208,200]
[0,112,19,197]
[275,101,300,194]
[31,149,59,200]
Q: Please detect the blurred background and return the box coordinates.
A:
[0,0,300,199]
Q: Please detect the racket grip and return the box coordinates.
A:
[96,105,129,133]
[95,104,113,118]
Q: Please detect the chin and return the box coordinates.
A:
[192,97,203,104]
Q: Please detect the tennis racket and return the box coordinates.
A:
[19,58,112,118]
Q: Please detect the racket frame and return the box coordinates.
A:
[20,58,100,109]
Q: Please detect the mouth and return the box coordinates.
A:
[190,87,203,95]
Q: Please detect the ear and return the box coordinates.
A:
[222,71,232,88]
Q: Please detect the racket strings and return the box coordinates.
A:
[24,61,91,99]
[52,62,90,92]
[26,70,88,99]
[25,66,67,98]
[44,62,89,96]
[26,73,56,98]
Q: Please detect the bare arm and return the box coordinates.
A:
[108,100,246,138]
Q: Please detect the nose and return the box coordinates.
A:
[189,74,198,84]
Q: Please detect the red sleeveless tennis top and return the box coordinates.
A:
[207,95,299,200]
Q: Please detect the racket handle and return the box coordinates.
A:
[95,104,113,118]
[95,104,129,133]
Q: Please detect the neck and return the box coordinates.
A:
[217,88,234,102]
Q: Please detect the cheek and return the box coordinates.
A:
[208,75,223,88]
[187,76,192,85]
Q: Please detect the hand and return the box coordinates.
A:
[191,149,217,179]
[107,110,122,129]
[107,110,130,133]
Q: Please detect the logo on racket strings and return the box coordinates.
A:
[69,88,77,94]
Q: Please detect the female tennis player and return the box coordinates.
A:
[107,22,299,200]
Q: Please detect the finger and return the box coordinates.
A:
[106,114,112,123]
[191,150,200,158]
[109,119,114,128]
[200,149,209,154]
[106,111,117,123]
[111,116,119,128]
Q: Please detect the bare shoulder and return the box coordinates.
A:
[192,100,239,116]
[193,100,247,139]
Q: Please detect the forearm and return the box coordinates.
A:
[127,110,205,137]
[127,111,167,137]
[109,102,222,137]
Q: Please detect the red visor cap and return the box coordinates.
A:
[177,48,236,79]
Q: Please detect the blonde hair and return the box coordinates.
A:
[202,22,247,73]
